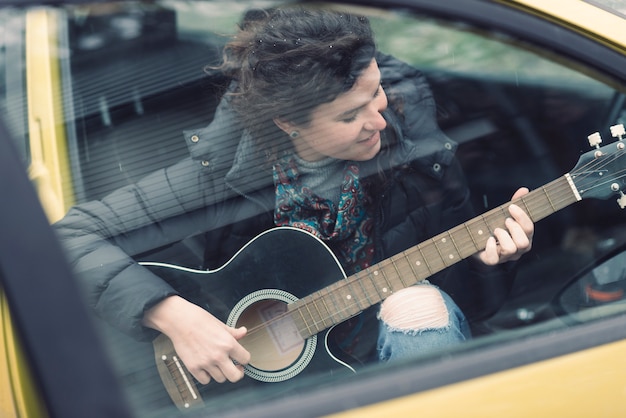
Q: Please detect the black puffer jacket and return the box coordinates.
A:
[54,53,513,341]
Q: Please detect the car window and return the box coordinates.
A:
[0,8,27,164]
[7,1,626,416]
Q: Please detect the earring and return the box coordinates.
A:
[290,131,299,139]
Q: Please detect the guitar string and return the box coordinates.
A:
[141,145,626,376]
[242,145,626,341]
[242,200,550,340]
[243,155,626,339]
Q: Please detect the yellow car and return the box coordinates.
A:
[2,0,626,417]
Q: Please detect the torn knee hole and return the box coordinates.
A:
[379,285,449,330]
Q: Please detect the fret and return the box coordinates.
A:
[489,206,508,232]
[396,256,417,284]
[325,280,341,319]
[311,290,331,329]
[527,195,545,220]
[447,230,463,260]
[285,306,301,336]
[484,209,507,234]
[431,236,446,267]
[345,278,366,311]
[324,280,349,321]
[522,190,542,219]
[292,306,314,337]
[302,302,322,334]
[360,269,388,304]
[541,185,558,212]
[522,177,576,221]
[480,212,497,235]
[355,271,375,306]
[405,247,430,280]
[334,279,357,319]
[404,249,422,283]
[417,245,434,275]
[418,241,447,273]
[499,204,509,224]
[431,233,460,267]
[389,257,408,288]
[332,280,362,319]
[362,269,385,301]
[293,282,340,334]
[463,222,480,253]
[449,223,480,258]
[518,195,533,220]
[369,267,394,297]
[466,216,491,250]
[317,288,335,326]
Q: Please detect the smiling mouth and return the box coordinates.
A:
[358,131,380,144]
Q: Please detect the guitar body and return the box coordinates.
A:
[144,227,358,409]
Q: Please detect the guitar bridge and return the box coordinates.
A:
[153,334,204,410]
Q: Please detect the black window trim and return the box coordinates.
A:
[0,122,133,418]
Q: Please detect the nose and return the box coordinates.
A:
[364,92,388,132]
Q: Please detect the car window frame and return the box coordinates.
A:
[0,124,133,417]
[2,0,626,417]
[343,0,626,84]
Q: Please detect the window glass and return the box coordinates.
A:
[368,10,626,334]
[0,8,27,163]
[10,1,626,415]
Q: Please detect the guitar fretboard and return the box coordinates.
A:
[288,174,580,339]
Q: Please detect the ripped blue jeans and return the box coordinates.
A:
[376,284,471,362]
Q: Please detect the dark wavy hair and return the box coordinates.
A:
[214,7,376,158]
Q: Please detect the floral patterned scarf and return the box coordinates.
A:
[273,157,375,273]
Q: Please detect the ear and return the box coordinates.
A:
[273,117,295,136]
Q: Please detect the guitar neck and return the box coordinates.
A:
[289,174,581,339]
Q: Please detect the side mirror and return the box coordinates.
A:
[554,246,626,323]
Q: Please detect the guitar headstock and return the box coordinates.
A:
[571,124,626,207]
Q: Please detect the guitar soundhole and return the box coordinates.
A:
[227,289,317,382]
[237,299,304,371]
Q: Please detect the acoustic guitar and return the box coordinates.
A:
[140,125,626,410]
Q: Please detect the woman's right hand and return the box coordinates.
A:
[143,295,251,384]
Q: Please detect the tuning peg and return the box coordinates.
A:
[618,191,626,209]
[611,183,626,209]
[588,132,602,149]
[610,124,626,140]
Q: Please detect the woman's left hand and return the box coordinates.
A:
[475,187,534,265]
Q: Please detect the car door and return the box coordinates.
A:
[1,1,626,417]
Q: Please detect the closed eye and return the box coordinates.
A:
[341,113,358,123]
[340,83,383,123]
[373,83,382,98]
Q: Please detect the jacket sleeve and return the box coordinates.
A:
[53,156,231,340]
[53,93,256,340]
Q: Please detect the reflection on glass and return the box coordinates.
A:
[558,249,626,322]
[11,1,624,416]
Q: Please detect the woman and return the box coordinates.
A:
[55,7,533,388]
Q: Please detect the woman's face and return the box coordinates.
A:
[280,59,388,162]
